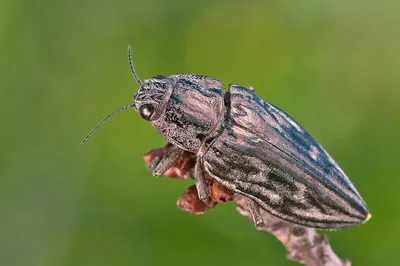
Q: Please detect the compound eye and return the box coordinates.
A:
[139,104,154,120]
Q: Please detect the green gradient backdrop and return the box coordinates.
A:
[1,1,399,265]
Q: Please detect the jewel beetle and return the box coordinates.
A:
[82,46,371,229]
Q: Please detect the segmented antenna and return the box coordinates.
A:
[81,103,135,144]
[81,46,142,144]
[128,45,142,85]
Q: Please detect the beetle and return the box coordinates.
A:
[82,46,371,229]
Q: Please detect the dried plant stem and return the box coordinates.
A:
[234,195,350,266]
[143,145,351,266]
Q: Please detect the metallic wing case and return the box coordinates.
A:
[203,85,369,228]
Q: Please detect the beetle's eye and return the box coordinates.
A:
[139,104,154,120]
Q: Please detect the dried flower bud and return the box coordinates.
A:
[177,185,216,214]
[210,180,234,203]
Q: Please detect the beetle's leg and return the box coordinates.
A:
[247,86,255,92]
[194,156,210,200]
[246,198,264,227]
[152,145,183,177]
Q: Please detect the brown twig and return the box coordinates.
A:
[143,145,351,266]
[234,195,351,266]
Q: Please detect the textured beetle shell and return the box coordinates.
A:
[152,74,224,153]
[135,73,369,229]
[202,85,368,228]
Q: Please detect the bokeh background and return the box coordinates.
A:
[1,0,399,265]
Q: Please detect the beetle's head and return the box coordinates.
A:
[133,75,173,122]
[81,45,173,143]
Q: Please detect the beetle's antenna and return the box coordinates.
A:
[81,103,135,144]
[128,45,142,86]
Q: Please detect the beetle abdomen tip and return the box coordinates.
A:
[363,213,372,224]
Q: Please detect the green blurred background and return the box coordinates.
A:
[1,0,399,265]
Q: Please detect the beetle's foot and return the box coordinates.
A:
[194,156,210,200]
[177,184,216,214]
[143,148,166,169]
[152,145,183,177]
[150,156,161,173]
[246,198,264,227]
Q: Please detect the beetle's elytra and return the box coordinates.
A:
[82,46,371,229]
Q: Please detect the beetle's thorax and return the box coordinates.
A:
[152,74,225,153]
